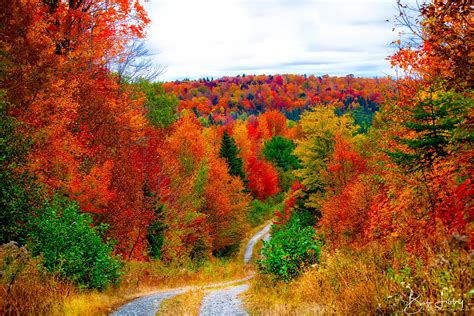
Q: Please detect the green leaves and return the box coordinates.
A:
[388,88,473,171]
[219,130,246,182]
[28,197,122,289]
[258,214,321,282]
[262,136,300,172]
[139,80,178,129]
[0,93,41,245]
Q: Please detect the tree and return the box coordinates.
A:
[204,156,250,254]
[262,136,300,171]
[246,156,280,200]
[0,93,42,244]
[387,87,472,171]
[319,134,370,246]
[258,215,321,282]
[157,113,212,263]
[111,40,164,84]
[138,80,178,129]
[393,0,473,90]
[294,105,357,209]
[219,130,246,183]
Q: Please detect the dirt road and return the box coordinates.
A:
[111,223,272,315]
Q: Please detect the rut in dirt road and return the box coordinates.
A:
[111,222,272,316]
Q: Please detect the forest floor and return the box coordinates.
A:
[111,222,272,315]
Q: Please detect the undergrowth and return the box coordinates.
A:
[246,238,472,315]
[1,244,249,315]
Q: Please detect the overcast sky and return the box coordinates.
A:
[143,0,407,81]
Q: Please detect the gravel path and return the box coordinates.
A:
[111,222,272,316]
[111,289,186,316]
[198,223,272,316]
[243,223,271,264]
[199,284,250,316]
[111,277,253,316]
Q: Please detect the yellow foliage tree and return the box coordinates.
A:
[294,105,357,210]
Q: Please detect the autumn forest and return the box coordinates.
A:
[1,0,472,315]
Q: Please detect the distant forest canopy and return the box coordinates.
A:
[163,74,393,127]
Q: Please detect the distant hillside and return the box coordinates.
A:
[164,74,394,125]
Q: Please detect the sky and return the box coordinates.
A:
[142,0,407,82]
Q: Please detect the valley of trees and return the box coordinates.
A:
[1,0,472,314]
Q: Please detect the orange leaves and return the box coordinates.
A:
[204,156,249,251]
[155,114,251,259]
[161,112,206,180]
[318,134,371,246]
[325,134,366,194]
[246,156,280,200]
[321,177,372,246]
[391,0,473,88]
[258,110,288,138]
[275,181,305,225]
[70,161,115,215]
[164,75,391,125]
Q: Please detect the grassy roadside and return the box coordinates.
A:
[53,219,269,315]
[237,219,273,264]
[1,256,251,315]
[153,220,274,316]
[243,242,472,315]
[156,289,205,316]
[2,198,279,316]
[69,258,251,315]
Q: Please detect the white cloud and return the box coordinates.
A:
[143,0,407,81]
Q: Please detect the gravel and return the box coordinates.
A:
[111,222,273,316]
[243,223,272,264]
[199,284,250,316]
[111,289,186,316]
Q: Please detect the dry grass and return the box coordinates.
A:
[157,289,205,316]
[56,290,126,316]
[1,246,251,315]
[2,219,269,315]
[244,241,473,315]
[1,242,73,315]
[118,257,250,292]
[62,258,251,315]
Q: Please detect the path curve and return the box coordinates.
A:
[111,222,272,315]
[244,223,271,264]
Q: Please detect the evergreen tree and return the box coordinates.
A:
[219,130,246,183]
[388,87,472,171]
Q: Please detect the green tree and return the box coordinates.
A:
[28,197,122,289]
[258,212,321,282]
[219,130,246,182]
[388,87,473,171]
[147,204,166,259]
[0,92,42,244]
[262,136,300,171]
[138,80,178,129]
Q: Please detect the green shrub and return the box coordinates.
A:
[248,200,274,227]
[247,195,283,227]
[258,215,321,282]
[28,197,122,289]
